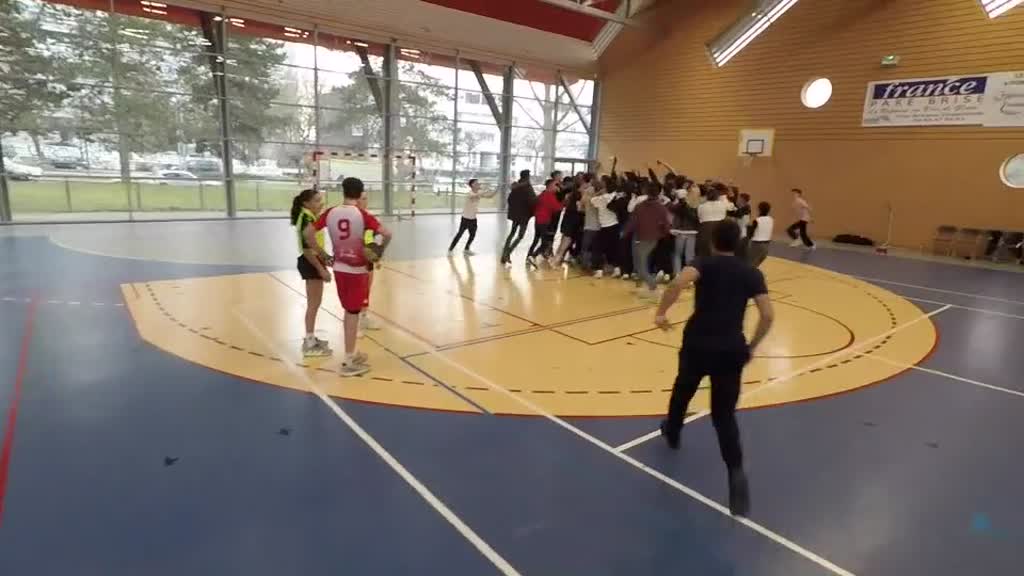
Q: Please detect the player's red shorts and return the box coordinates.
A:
[333,271,370,314]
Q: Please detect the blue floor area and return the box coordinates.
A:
[1,231,1023,575]
[629,368,1024,575]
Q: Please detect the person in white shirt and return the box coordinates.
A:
[747,201,774,267]
[589,182,621,278]
[696,184,735,258]
[579,175,599,269]
[448,179,494,255]
[697,189,734,223]
[786,188,815,249]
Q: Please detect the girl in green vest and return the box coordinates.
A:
[291,189,332,357]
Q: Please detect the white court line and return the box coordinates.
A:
[865,354,1024,399]
[901,295,1024,322]
[614,305,952,453]
[230,311,522,576]
[369,312,857,576]
[853,275,1024,307]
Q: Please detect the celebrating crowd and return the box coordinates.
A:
[457,158,815,299]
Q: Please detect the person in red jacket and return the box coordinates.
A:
[527,179,563,267]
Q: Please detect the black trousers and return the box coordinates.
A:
[666,345,748,470]
[696,221,716,259]
[619,232,634,275]
[786,220,814,247]
[592,224,620,270]
[448,217,478,251]
[528,221,554,259]
[501,218,530,263]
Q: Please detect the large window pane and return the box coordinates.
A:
[316,37,386,151]
[1,0,234,219]
[510,127,553,186]
[559,78,595,108]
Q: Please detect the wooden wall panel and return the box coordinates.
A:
[599,0,1024,249]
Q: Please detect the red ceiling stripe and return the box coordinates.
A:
[421,0,620,42]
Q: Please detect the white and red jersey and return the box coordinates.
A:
[314,204,382,274]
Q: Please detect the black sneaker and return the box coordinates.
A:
[659,420,680,450]
[728,467,751,517]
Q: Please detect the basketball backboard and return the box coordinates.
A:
[738,128,775,157]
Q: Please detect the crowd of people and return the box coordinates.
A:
[470,158,814,300]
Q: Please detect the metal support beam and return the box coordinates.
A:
[468,60,504,127]
[498,65,514,210]
[0,136,10,222]
[535,0,636,25]
[381,44,396,216]
[588,79,602,164]
[557,74,590,134]
[356,45,385,117]
[451,51,460,213]
[201,12,235,216]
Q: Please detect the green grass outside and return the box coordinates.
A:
[7,179,499,215]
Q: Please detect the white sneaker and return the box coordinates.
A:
[340,351,369,376]
[656,271,667,283]
[464,249,476,255]
[593,270,604,279]
[360,313,381,331]
[302,338,333,357]
[340,361,370,377]
[807,244,817,251]
[635,287,657,298]
[789,239,802,247]
[611,267,622,278]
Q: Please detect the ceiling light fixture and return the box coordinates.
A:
[979,0,1023,18]
[708,0,800,67]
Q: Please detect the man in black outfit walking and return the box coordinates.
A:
[653,218,775,517]
[501,170,537,265]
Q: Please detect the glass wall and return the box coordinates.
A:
[0,0,595,221]
[456,62,505,212]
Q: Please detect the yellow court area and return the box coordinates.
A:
[123,256,937,417]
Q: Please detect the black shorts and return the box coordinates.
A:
[297,255,321,280]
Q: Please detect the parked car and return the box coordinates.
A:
[5,159,44,180]
[184,158,223,179]
[157,170,200,184]
[50,159,88,170]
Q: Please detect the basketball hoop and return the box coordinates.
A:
[741,152,760,168]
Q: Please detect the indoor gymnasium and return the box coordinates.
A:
[2,0,1024,575]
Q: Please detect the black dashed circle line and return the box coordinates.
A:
[145,275,917,398]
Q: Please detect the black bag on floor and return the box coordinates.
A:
[833,234,875,246]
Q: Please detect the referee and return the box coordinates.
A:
[653,218,775,517]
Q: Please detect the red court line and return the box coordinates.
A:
[0,297,38,527]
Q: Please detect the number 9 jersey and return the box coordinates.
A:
[314,205,382,274]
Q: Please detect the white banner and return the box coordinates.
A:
[982,71,1024,128]
[862,74,989,127]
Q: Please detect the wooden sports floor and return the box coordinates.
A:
[1,215,1022,575]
